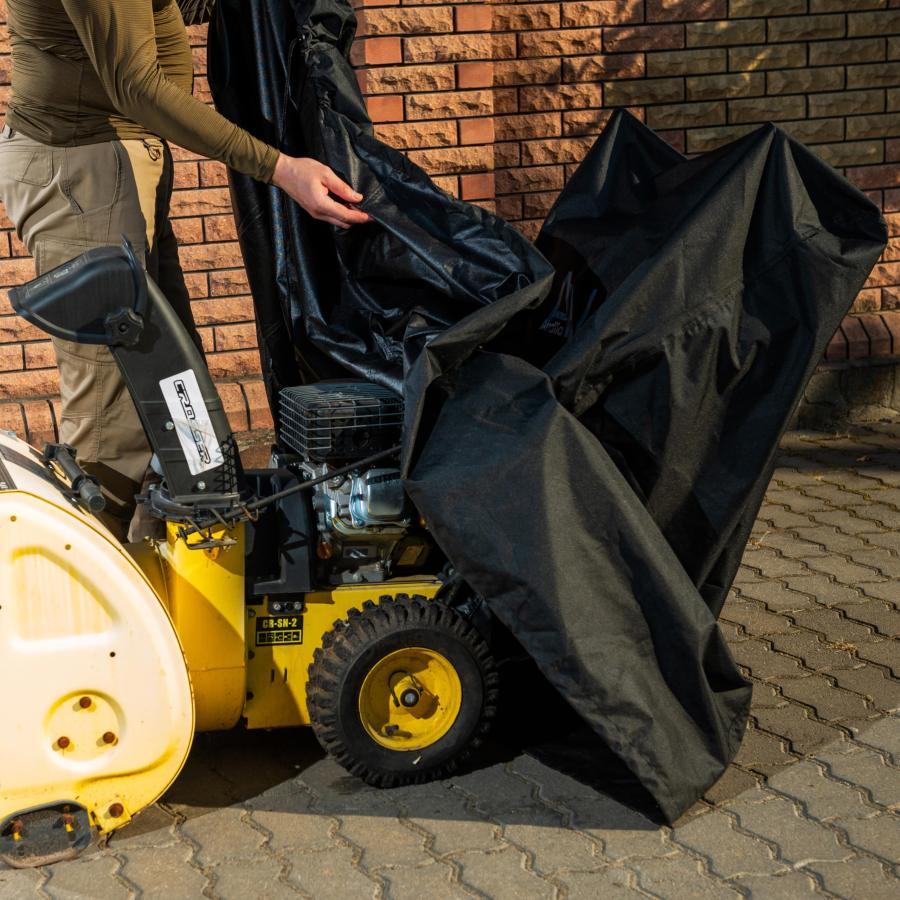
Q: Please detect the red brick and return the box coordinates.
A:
[179,242,244,272]
[171,217,203,245]
[495,4,561,31]
[459,117,495,145]
[215,323,258,352]
[454,4,492,31]
[883,310,900,353]
[350,37,402,67]
[207,350,260,379]
[843,315,870,358]
[825,327,848,361]
[647,0,725,22]
[367,95,405,122]
[358,7,452,34]
[0,369,59,400]
[0,402,25,438]
[604,24,685,53]
[375,120,457,150]
[216,382,249,434]
[460,173,495,200]
[456,62,494,89]
[209,269,250,297]
[242,379,274,431]
[495,112,562,142]
[560,0,642,28]
[519,29,600,59]
[846,163,900,190]
[858,313,893,357]
[199,161,229,187]
[204,215,238,243]
[0,343,22,371]
[406,89,493,120]
[360,63,455,94]
[191,296,255,325]
[23,341,53,369]
[170,159,198,190]
[169,188,232,217]
[22,400,57,445]
[407,146,491,175]
[184,272,209,299]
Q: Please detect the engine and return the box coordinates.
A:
[277,383,432,585]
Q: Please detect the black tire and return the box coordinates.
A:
[307,593,498,787]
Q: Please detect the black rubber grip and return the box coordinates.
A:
[77,479,106,514]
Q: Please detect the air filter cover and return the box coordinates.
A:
[279,383,403,463]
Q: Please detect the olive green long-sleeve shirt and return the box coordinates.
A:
[6,0,278,183]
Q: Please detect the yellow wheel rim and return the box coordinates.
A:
[358,647,463,751]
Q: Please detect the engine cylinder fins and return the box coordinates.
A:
[0,803,92,868]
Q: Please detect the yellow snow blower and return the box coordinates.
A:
[0,240,497,867]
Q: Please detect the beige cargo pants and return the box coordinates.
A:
[0,124,201,540]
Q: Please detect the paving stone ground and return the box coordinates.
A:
[1,424,898,899]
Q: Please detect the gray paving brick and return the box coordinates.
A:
[758,507,818,530]
[750,681,788,709]
[338,815,431,870]
[740,548,810,579]
[249,808,335,855]
[783,573,870,608]
[849,548,900,581]
[401,784,502,857]
[557,866,642,898]
[502,817,601,874]
[791,525,870,554]
[808,508,886,534]
[673,810,784,878]
[565,797,671,862]
[838,813,900,863]
[380,862,470,900]
[752,705,844,756]
[847,588,900,623]
[702,766,760,806]
[284,845,379,898]
[821,747,900,809]
[452,845,555,898]
[829,665,900,714]
[730,640,810,680]
[777,674,871,722]
[790,607,877,644]
[806,856,898,899]
[627,853,742,898]
[212,855,304,900]
[853,640,900,678]
[118,844,208,898]
[767,759,879,823]
[43,855,132,900]
[861,531,900,555]
[733,725,796,775]
[180,807,266,866]
[848,503,900,529]
[801,555,888,586]
[856,714,900,763]
[0,868,45,900]
[729,796,849,864]
[768,631,858,671]
[731,870,819,897]
[720,599,793,636]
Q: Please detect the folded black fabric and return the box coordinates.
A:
[209,0,886,821]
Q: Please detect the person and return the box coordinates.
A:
[0,0,369,541]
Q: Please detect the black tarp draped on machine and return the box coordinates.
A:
[208,0,887,821]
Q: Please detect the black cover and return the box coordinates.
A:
[209,0,887,821]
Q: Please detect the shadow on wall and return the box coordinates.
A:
[797,362,900,431]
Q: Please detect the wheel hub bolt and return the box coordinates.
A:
[400,689,420,708]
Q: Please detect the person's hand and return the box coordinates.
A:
[272,154,370,228]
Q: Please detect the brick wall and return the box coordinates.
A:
[356,0,900,362]
[1,1,899,446]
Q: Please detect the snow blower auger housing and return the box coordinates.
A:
[0,240,497,868]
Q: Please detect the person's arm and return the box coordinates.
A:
[61,0,368,227]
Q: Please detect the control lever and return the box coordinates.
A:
[42,443,106,514]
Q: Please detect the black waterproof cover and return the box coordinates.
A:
[209,0,887,821]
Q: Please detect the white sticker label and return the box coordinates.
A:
[159,369,224,476]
